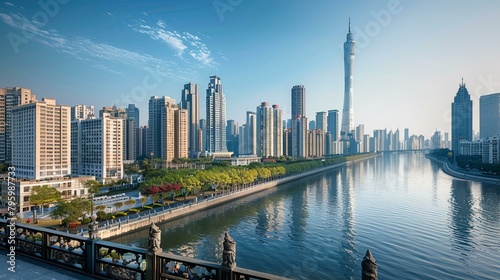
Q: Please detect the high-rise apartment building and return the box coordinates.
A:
[0,87,37,163]
[71,105,95,121]
[356,124,365,152]
[240,111,256,155]
[181,83,200,158]
[273,105,283,158]
[479,93,500,139]
[451,79,473,153]
[341,19,356,140]
[327,110,339,141]
[291,115,307,158]
[316,112,327,132]
[291,85,306,118]
[256,102,273,157]
[148,96,176,159]
[174,109,189,159]
[100,106,135,161]
[148,96,187,162]
[71,112,123,182]
[226,120,239,156]
[126,104,140,129]
[206,76,227,153]
[136,126,148,159]
[12,98,70,180]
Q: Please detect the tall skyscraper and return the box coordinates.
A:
[316,111,327,131]
[12,98,70,180]
[356,124,364,152]
[341,19,355,139]
[479,93,500,139]
[273,105,283,158]
[126,104,140,128]
[241,111,257,155]
[181,83,200,158]
[256,102,274,157]
[451,79,473,153]
[0,87,37,163]
[206,76,227,153]
[327,109,339,141]
[291,115,307,158]
[226,120,239,156]
[291,85,306,118]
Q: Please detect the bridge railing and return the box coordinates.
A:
[0,218,299,280]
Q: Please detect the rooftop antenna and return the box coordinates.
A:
[348,16,351,33]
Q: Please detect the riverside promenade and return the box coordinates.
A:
[92,154,379,239]
[425,154,500,185]
[0,154,379,280]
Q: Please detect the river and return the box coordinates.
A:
[109,152,500,280]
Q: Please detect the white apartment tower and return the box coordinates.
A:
[12,98,71,180]
[0,87,37,163]
[72,113,123,182]
[206,76,227,153]
[273,105,283,157]
[71,113,124,182]
[256,102,274,157]
[71,105,95,121]
[181,82,200,158]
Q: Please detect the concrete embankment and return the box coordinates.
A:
[426,154,500,185]
[97,154,379,239]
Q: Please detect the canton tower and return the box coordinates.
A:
[341,18,355,140]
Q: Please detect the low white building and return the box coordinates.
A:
[482,134,499,164]
[459,140,483,156]
[0,175,95,214]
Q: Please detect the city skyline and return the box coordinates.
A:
[1,1,500,137]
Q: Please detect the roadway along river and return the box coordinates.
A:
[109,152,500,280]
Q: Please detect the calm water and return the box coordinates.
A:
[110,152,500,280]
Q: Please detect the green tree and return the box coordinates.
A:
[83,179,102,196]
[30,185,61,215]
[50,197,91,227]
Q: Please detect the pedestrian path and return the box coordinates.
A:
[0,249,95,280]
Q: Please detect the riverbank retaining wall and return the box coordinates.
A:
[97,154,379,239]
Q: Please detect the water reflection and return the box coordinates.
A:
[449,179,475,259]
[338,166,357,279]
[108,152,500,280]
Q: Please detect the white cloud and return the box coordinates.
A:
[157,19,166,29]
[4,2,14,6]
[132,20,215,66]
[0,12,189,80]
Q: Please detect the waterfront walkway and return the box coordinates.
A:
[0,249,95,280]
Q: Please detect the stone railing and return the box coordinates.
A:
[0,218,303,280]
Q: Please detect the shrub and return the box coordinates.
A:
[128,208,140,213]
[81,217,91,224]
[115,212,128,216]
[96,211,107,221]
[153,203,163,207]
[142,206,152,210]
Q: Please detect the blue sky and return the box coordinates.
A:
[1,0,499,138]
